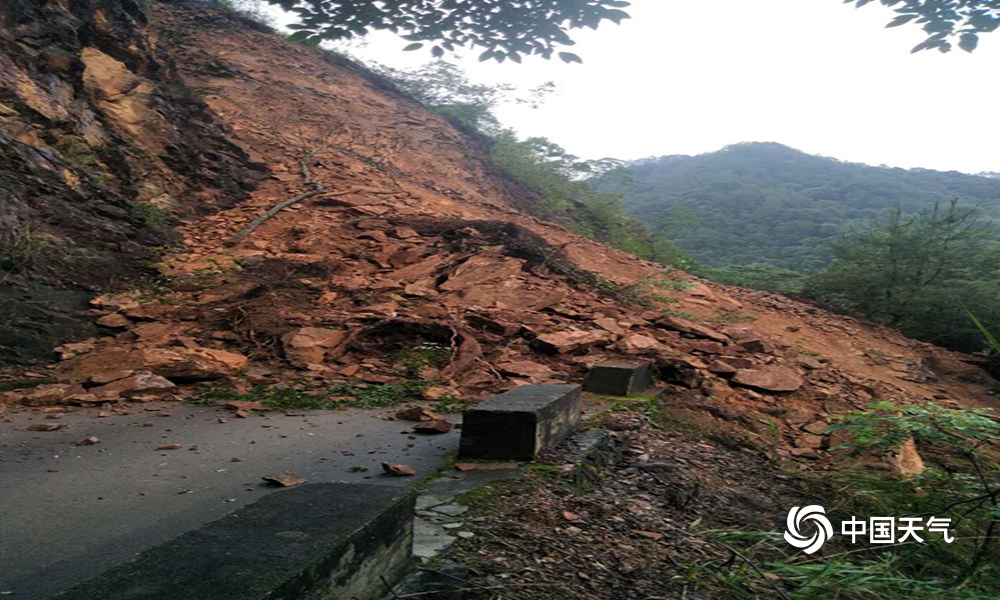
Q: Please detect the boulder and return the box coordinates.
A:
[89,369,135,385]
[533,330,611,355]
[731,366,804,393]
[281,327,345,367]
[706,360,737,376]
[735,336,774,354]
[496,361,559,383]
[655,358,704,389]
[54,340,96,360]
[143,347,248,380]
[89,370,176,399]
[885,438,925,477]
[413,419,453,434]
[657,317,728,342]
[686,340,727,355]
[131,322,177,345]
[793,434,825,449]
[593,317,627,335]
[617,333,663,354]
[796,355,825,370]
[4,383,88,406]
[96,313,132,329]
[439,256,524,292]
[395,406,445,422]
[55,346,248,383]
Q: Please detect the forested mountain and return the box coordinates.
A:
[610,143,1000,270]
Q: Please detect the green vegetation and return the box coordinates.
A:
[0,222,50,273]
[270,0,629,62]
[969,312,1000,355]
[393,342,451,377]
[607,142,1000,271]
[700,263,809,294]
[691,402,1000,599]
[368,61,553,133]
[846,0,1000,54]
[588,393,664,426]
[490,131,694,267]
[127,201,173,236]
[434,395,476,413]
[195,379,429,410]
[595,142,1000,355]
[804,200,1000,352]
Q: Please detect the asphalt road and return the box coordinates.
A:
[0,401,459,599]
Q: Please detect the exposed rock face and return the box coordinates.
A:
[0,0,261,363]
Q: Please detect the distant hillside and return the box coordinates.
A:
[607,143,1000,270]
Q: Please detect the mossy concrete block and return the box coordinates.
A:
[582,361,654,396]
[51,483,414,600]
[459,384,581,460]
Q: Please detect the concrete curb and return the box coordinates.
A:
[51,483,415,600]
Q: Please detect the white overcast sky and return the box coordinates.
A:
[262,0,999,174]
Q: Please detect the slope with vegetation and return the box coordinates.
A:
[612,142,1000,271]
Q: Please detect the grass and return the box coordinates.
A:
[127,200,173,235]
[651,276,695,292]
[193,379,431,411]
[793,340,822,356]
[679,401,1000,599]
[0,223,51,272]
[411,455,460,493]
[435,395,476,413]
[707,312,758,324]
[455,479,520,505]
[394,342,450,376]
[587,393,664,426]
[662,309,701,321]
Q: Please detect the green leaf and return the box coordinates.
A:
[285,30,313,43]
[403,42,425,51]
[968,312,1000,353]
[558,52,583,64]
[603,9,630,24]
[959,32,979,52]
[478,50,495,62]
[886,14,918,28]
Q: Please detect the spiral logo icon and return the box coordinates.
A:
[784,505,833,554]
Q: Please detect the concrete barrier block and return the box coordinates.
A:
[459,384,581,460]
[52,484,414,600]
[583,361,654,396]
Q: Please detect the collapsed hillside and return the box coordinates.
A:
[2,1,999,476]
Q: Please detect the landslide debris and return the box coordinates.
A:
[2,1,997,477]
